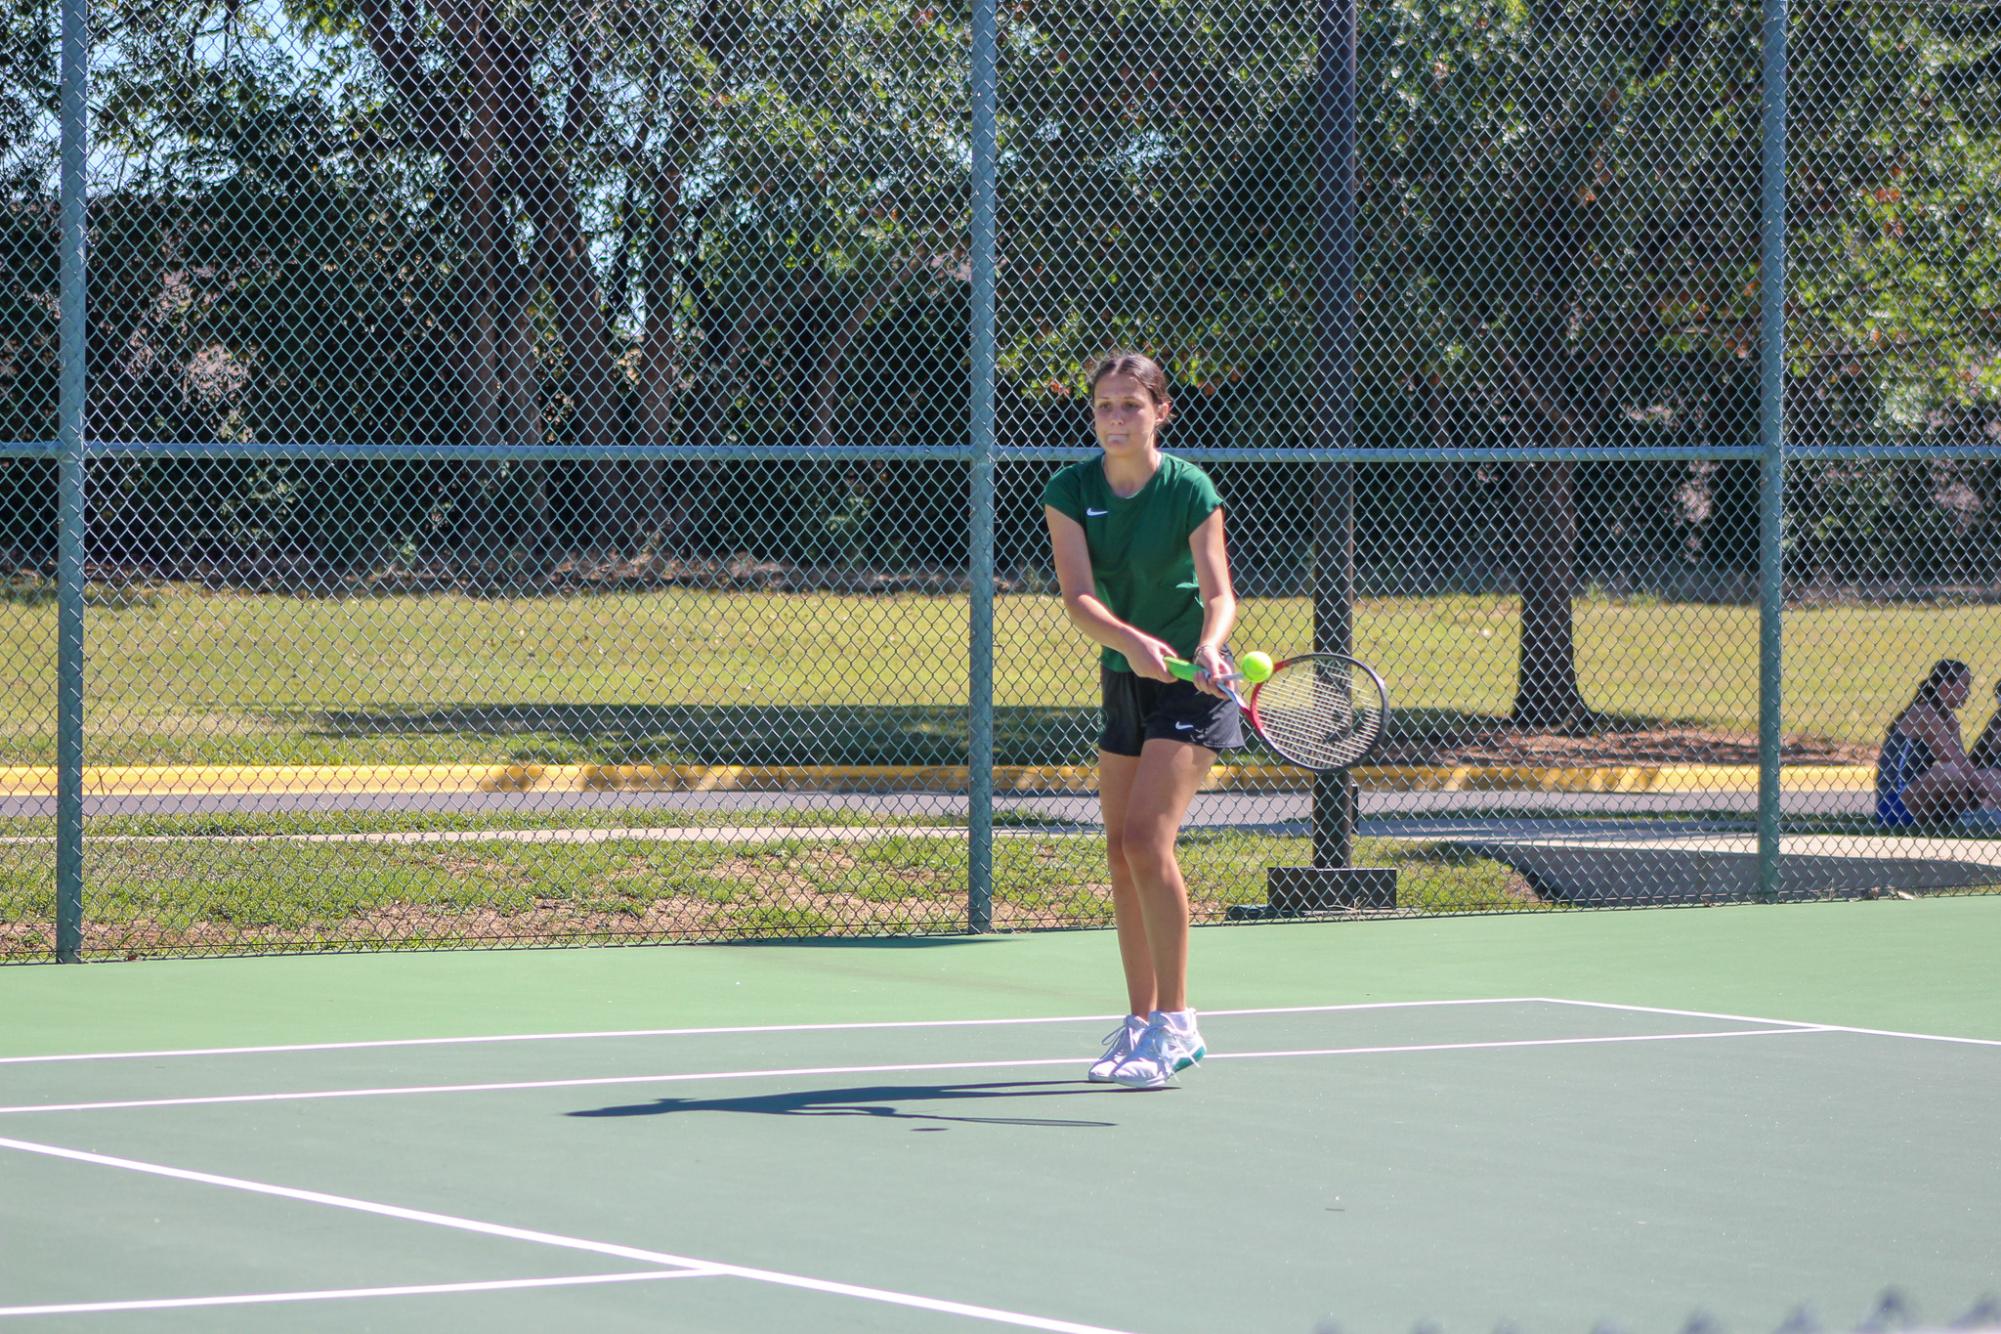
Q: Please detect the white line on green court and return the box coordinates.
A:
[0,1027,1825,1117]
[1543,998,2001,1049]
[0,1270,710,1318]
[0,997,1555,1065]
[0,1135,1137,1334]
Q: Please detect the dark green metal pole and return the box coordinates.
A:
[966,0,998,933]
[1310,0,1359,874]
[55,0,88,962]
[1757,0,1787,902]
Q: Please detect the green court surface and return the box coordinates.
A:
[3,900,1998,1333]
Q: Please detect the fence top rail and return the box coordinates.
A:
[79,442,978,463]
[64,441,2001,463]
[76,441,1786,464]
[1,443,61,459]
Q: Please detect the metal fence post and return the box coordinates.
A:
[966,0,999,934]
[55,0,88,962]
[1757,0,1788,904]
[1310,0,1359,879]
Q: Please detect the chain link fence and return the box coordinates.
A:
[4,0,2000,959]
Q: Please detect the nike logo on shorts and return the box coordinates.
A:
[1174,721,1195,731]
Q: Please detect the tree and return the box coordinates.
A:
[991,0,2001,725]
[71,0,976,570]
[1,0,58,451]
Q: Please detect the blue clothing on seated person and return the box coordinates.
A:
[1875,729,1935,827]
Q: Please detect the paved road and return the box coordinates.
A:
[0,788,1875,824]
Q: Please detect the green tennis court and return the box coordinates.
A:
[3,899,1997,1333]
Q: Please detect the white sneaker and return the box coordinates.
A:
[1088,1015,1149,1082]
[1109,1018,1206,1090]
[1157,1010,1205,1069]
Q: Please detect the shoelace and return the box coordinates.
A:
[1099,1022,1139,1062]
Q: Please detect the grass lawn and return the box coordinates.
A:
[4,586,1994,767]
[0,818,1539,957]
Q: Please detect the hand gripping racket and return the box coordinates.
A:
[1167,651,1388,772]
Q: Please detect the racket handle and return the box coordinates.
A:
[1166,655,1241,685]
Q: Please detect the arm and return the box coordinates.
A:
[1044,506,1179,682]
[1912,705,1977,772]
[1187,508,1238,699]
[1911,707,2001,801]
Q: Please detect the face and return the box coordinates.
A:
[1943,674,1972,708]
[1092,372,1169,455]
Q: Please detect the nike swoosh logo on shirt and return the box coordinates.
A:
[1174,721,1195,731]
[1085,508,1109,517]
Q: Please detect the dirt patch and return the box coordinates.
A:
[0,921,55,958]
[365,553,1005,598]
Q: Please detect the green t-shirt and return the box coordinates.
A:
[1040,452,1225,673]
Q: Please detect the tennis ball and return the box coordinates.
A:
[1239,651,1274,684]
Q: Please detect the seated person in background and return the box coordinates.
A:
[1969,678,2001,772]
[1876,659,2001,826]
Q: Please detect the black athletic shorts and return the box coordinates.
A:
[1099,660,1245,757]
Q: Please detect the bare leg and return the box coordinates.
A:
[1115,738,1217,1014]
[1098,751,1156,1017]
[1905,765,2001,822]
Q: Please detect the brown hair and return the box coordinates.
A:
[1916,658,1972,708]
[1086,349,1173,411]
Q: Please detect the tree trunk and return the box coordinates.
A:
[528,170,624,555]
[499,267,545,564]
[1511,459,1591,730]
[1506,31,1610,733]
[810,261,917,445]
[636,147,700,554]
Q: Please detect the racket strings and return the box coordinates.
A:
[1253,657,1382,769]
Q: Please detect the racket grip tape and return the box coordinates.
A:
[1166,655,1244,685]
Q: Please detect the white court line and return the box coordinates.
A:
[0,1027,1823,1116]
[0,1135,1134,1334]
[0,998,1547,1066]
[1202,1027,1826,1062]
[1539,998,2001,1050]
[0,1270,707,1319]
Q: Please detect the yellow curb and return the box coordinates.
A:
[0,765,552,797]
[0,763,1882,797]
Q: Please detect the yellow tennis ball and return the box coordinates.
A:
[1239,651,1274,684]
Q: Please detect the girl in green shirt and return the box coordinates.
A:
[1040,350,1243,1090]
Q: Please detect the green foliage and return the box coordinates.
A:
[5,0,2001,592]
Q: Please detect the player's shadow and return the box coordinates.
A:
[567,1079,1119,1129]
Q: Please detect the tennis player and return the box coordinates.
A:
[1041,350,1241,1090]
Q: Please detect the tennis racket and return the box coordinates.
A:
[1166,651,1388,772]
